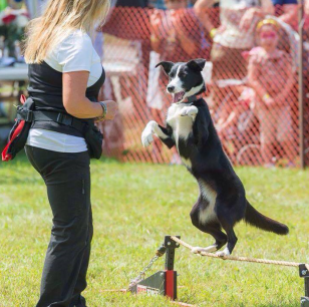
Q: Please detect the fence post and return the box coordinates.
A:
[298,0,306,169]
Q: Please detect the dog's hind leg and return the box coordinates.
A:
[190,202,227,254]
[215,208,238,256]
[191,223,228,255]
[215,227,237,257]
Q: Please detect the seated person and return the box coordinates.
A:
[272,0,298,31]
[216,86,255,139]
[150,0,209,63]
[194,0,274,108]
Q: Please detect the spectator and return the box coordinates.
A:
[214,82,257,161]
[216,86,255,137]
[150,0,207,62]
[272,0,298,31]
[194,0,274,107]
[248,19,296,167]
[7,0,23,9]
[0,0,28,58]
[0,0,24,10]
[147,0,209,161]
[0,0,7,10]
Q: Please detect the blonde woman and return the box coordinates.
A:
[23,0,117,306]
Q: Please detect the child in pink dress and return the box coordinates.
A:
[248,18,296,167]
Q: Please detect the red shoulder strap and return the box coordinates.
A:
[20,95,26,105]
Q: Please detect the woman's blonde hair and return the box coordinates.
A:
[24,0,110,64]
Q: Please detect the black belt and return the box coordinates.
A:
[17,109,86,134]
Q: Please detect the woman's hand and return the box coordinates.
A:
[239,8,259,31]
[264,97,275,107]
[171,11,197,56]
[150,10,163,38]
[150,10,163,52]
[171,10,183,34]
[210,25,226,40]
[262,93,276,107]
[101,100,118,121]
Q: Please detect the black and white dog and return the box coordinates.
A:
[141,59,289,256]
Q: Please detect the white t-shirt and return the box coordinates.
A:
[26,30,103,153]
[214,0,261,49]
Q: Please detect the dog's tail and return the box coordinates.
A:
[244,201,289,235]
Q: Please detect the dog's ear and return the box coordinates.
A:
[155,61,174,75]
[187,59,206,72]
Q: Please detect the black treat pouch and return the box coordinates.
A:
[83,121,104,159]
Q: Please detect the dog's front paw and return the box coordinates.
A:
[141,127,153,147]
[181,106,198,118]
[141,121,157,147]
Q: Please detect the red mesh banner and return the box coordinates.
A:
[99,5,308,167]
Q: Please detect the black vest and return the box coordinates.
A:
[28,61,105,136]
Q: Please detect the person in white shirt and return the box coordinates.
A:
[194,0,274,107]
[23,0,118,306]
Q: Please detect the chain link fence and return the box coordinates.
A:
[98,5,309,167]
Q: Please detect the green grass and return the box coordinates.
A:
[0,155,309,307]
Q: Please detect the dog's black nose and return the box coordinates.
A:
[167,86,175,93]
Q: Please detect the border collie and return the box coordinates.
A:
[141,59,288,256]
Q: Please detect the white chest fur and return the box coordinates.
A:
[166,104,198,169]
[167,104,192,136]
[166,104,196,145]
[198,180,218,224]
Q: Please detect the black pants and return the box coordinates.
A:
[25,146,92,307]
